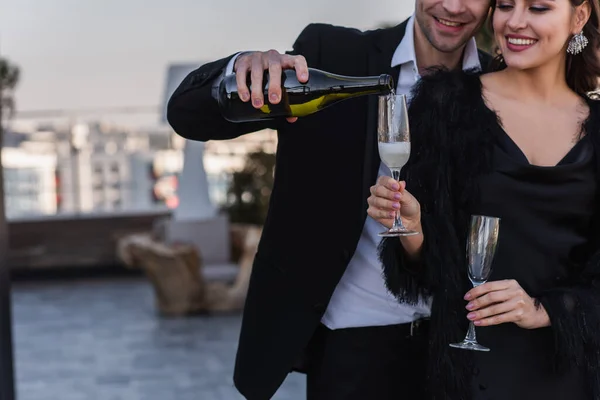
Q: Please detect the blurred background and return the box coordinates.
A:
[0,1,495,399]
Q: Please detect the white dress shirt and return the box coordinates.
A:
[321,14,482,330]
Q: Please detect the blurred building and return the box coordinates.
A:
[2,61,280,219]
[3,145,57,218]
[3,122,181,218]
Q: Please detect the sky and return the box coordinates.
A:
[0,0,415,128]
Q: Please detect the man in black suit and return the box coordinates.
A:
[167,1,492,399]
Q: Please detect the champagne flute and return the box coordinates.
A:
[377,94,419,237]
[449,215,500,352]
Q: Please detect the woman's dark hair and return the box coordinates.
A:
[489,0,600,96]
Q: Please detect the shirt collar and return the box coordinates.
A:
[391,14,481,72]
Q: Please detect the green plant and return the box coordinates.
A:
[224,150,276,225]
[0,58,19,138]
[475,13,499,56]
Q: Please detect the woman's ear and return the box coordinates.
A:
[572,1,592,34]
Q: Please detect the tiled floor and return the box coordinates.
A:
[10,276,306,400]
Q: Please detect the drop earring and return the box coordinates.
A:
[567,31,589,55]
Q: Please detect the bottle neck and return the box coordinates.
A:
[285,69,394,96]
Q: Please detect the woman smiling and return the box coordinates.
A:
[368,0,600,398]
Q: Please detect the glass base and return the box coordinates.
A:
[449,341,490,352]
[378,228,419,237]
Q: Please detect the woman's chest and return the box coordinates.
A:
[490,101,587,167]
[503,125,584,169]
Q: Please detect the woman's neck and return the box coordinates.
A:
[498,57,571,104]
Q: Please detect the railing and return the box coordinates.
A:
[8,209,172,270]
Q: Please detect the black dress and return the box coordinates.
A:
[471,118,597,399]
[378,69,600,400]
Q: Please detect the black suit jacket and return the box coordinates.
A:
[167,20,492,400]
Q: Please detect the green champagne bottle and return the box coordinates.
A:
[217,68,394,122]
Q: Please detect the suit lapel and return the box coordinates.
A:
[361,22,407,217]
[478,49,493,73]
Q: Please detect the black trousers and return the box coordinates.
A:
[305,321,429,400]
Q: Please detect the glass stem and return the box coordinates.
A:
[464,321,478,343]
[390,168,406,230]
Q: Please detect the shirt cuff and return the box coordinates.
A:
[225,52,243,76]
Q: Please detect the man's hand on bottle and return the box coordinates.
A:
[233,50,309,123]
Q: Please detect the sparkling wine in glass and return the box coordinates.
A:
[449,215,500,352]
[377,94,419,237]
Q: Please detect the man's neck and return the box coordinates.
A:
[413,21,466,73]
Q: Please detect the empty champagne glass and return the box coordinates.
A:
[377,94,418,237]
[449,215,500,352]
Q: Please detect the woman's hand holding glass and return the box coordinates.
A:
[464,279,551,330]
[368,177,551,330]
[367,176,421,233]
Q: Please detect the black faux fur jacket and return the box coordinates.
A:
[378,69,600,399]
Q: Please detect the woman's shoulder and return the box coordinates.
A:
[584,95,600,140]
[587,95,600,115]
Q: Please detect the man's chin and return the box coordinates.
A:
[430,41,468,54]
[428,32,472,53]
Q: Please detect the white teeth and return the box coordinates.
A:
[437,18,461,27]
[507,37,537,46]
